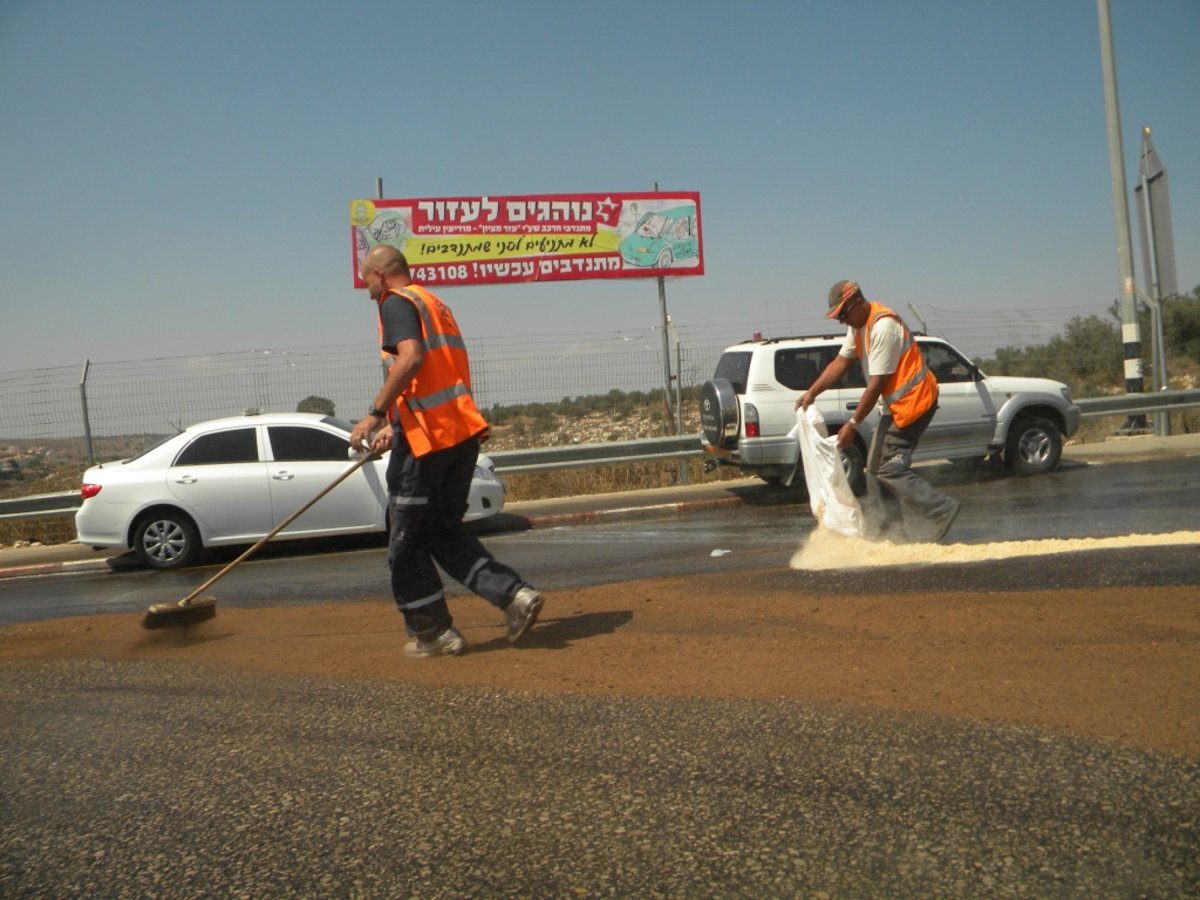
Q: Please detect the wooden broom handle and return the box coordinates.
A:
[177,452,378,606]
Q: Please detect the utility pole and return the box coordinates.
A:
[1097,0,1146,432]
[653,181,676,434]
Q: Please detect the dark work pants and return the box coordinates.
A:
[386,436,524,639]
[864,405,957,540]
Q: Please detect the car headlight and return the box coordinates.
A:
[1060,387,1073,403]
[474,464,499,483]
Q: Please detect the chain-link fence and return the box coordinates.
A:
[2,303,1192,468]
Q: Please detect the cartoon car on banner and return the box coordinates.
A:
[618,206,700,269]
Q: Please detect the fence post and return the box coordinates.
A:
[79,359,94,466]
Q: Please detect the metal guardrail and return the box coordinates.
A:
[3,390,1198,522]
[0,491,83,521]
[488,435,699,474]
[1074,389,1200,418]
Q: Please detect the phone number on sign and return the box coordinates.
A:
[412,265,471,281]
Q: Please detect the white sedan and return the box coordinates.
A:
[75,412,506,569]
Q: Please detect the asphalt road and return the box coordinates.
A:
[2,453,1198,896]
[1,455,1198,624]
[4,661,1196,897]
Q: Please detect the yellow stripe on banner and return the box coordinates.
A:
[405,231,622,265]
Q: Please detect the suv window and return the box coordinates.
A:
[713,351,752,394]
[824,345,867,389]
[174,428,259,466]
[921,342,975,384]
[268,426,348,461]
[773,349,822,390]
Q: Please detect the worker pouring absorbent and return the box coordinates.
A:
[796,280,960,543]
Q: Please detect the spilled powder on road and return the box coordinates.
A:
[791,528,1200,570]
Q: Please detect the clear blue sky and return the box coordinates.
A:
[2,0,1196,373]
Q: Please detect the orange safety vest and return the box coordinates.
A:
[377,284,488,457]
[852,302,939,428]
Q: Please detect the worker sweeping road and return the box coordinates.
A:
[796,280,960,543]
[350,245,544,658]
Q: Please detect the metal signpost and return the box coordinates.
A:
[1135,127,1179,436]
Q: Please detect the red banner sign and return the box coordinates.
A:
[350,191,703,288]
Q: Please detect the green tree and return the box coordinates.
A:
[980,314,1122,394]
[296,395,336,416]
[1046,315,1122,392]
[1162,287,1200,363]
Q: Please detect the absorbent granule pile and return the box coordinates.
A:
[791,528,1200,570]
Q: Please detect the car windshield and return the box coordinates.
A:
[321,415,357,434]
[636,214,668,238]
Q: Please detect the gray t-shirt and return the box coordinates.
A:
[379,292,422,354]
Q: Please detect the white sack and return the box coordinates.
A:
[786,406,865,538]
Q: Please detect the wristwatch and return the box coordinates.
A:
[368,406,388,418]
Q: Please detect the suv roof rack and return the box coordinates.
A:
[732,330,936,346]
[731,333,846,345]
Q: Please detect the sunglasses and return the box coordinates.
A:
[836,296,860,323]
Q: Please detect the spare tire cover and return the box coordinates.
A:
[700,379,739,448]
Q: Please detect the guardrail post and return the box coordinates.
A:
[79,360,94,467]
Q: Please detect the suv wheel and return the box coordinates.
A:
[781,443,867,496]
[1004,414,1062,475]
[700,379,739,449]
[841,444,867,495]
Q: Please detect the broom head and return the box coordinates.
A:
[141,596,218,629]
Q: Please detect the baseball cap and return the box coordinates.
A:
[826,280,863,320]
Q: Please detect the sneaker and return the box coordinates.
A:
[404,626,467,659]
[930,498,961,543]
[505,586,544,643]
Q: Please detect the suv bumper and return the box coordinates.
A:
[1064,404,1082,437]
[702,435,799,469]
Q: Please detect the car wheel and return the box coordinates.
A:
[133,509,201,569]
[655,248,673,268]
[1004,414,1062,475]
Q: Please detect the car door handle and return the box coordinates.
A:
[174,475,197,485]
[846,401,859,410]
[272,471,295,481]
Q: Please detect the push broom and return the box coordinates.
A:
[142,452,378,629]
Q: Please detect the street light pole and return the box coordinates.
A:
[1097,0,1146,430]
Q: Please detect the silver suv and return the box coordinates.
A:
[700,333,1082,489]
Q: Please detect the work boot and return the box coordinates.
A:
[505,586,544,643]
[930,498,961,543]
[404,625,467,659]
